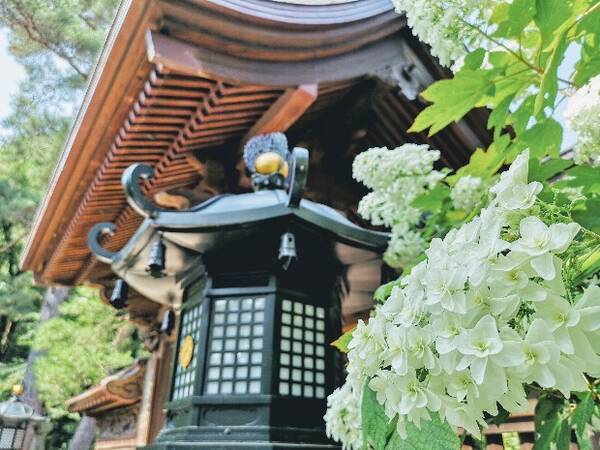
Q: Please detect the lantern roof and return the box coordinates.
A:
[0,397,47,426]
[89,152,389,305]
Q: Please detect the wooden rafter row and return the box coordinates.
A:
[41,63,285,284]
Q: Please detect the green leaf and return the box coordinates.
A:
[556,419,571,450]
[534,0,573,48]
[533,416,562,450]
[559,165,600,194]
[494,0,536,38]
[510,95,536,134]
[331,328,354,353]
[534,30,568,115]
[452,139,507,181]
[488,94,515,138]
[362,384,395,450]
[374,279,401,303]
[510,118,563,159]
[572,198,600,234]
[528,157,572,182]
[533,396,567,450]
[574,42,600,86]
[572,392,595,438]
[410,70,495,135]
[463,48,486,70]
[411,185,449,211]
[384,412,460,450]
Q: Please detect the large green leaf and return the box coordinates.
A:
[534,0,573,47]
[528,157,572,182]
[534,30,568,114]
[509,118,563,159]
[384,412,460,450]
[452,145,505,182]
[409,70,495,135]
[559,165,600,194]
[494,0,537,38]
[572,198,600,234]
[362,384,395,449]
[572,392,595,438]
[533,396,567,450]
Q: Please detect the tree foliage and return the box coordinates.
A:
[0,0,121,445]
[33,288,142,419]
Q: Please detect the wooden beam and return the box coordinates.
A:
[242,84,318,143]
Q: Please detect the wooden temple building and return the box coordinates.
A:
[20,0,496,448]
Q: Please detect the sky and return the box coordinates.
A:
[0,33,25,125]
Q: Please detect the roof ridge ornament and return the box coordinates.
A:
[243,132,308,207]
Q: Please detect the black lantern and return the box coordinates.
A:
[88,137,388,449]
[0,386,48,449]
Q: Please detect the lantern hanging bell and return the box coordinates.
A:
[110,279,128,309]
[278,232,297,270]
[147,235,166,278]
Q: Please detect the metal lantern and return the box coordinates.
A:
[0,386,48,450]
[88,136,389,449]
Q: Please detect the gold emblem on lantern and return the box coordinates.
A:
[179,335,195,368]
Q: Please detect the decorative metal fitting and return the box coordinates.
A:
[87,222,117,264]
[286,147,308,208]
[122,163,166,219]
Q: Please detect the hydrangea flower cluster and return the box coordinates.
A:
[353,144,445,268]
[324,383,363,450]
[326,151,600,447]
[564,75,600,167]
[392,0,499,68]
[450,175,489,211]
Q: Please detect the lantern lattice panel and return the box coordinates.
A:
[172,302,203,401]
[278,299,327,399]
[0,426,25,449]
[204,297,266,395]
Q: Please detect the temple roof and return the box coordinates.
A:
[21,0,492,289]
[66,360,146,416]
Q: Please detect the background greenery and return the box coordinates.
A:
[0,1,143,447]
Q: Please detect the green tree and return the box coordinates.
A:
[0,0,121,447]
[33,288,141,419]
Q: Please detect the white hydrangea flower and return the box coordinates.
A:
[324,383,362,450]
[353,144,445,268]
[384,225,425,269]
[392,0,500,68]
[326,151,597,448]
[490,150,542,210]
[450,175,488,211]
[564,75,600,167]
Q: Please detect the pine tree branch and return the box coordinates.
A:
[1,1,89,80]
